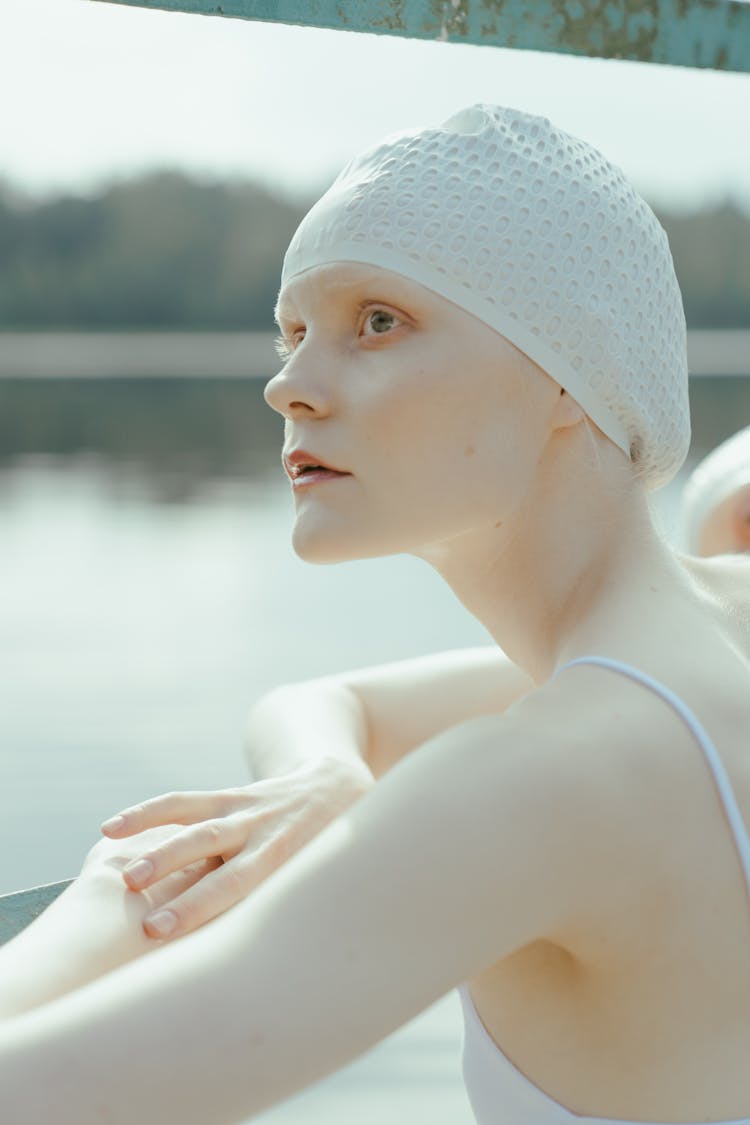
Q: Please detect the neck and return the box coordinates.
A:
[416,438,686,684]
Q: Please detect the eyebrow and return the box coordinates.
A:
[274,286,402,330]
[273,296,288,327]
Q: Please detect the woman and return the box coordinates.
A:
[1,104,749,1124]
[682,425,750,555]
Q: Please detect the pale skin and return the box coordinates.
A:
[1,263,750,1124]
[696,481,750,556]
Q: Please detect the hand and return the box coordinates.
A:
[100,756,374,941]
[81,825,224,923]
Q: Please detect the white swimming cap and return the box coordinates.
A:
[681,426,750,551]
[281,104,691,490]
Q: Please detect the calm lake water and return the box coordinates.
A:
[0,454,688,1123]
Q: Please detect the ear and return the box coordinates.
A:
[551,387,586,432]
[730,484,750,550]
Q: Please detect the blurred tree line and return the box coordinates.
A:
[0,174,307,330]
[0,173,748,329]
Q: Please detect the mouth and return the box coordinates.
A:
[283,449,352,485]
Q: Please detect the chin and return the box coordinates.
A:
[292,540,353,565]
[290,518,404,566]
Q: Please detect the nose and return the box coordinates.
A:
[263,353,332,421]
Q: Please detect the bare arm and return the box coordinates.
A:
[0,691,640,1125]
[244,645,536,781]
[0,829,222,1019]
[99,648,535,938]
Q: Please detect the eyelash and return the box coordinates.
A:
[274,334,294,361]
[275,305,404,361]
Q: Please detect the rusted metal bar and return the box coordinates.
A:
[94,1,750,73]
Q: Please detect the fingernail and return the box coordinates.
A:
[145,910,176,937]
[101,814,125,833]
[124,858,153,885]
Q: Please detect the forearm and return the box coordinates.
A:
[0,830,220,1020]
[0,734,460,1125]
[0,831,392,1125]
[244,647,535,783]
[0,704,553,1125]
[243,678,372,782]
[0,870,155,1020]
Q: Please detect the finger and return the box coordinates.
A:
[101,791,239,838]
[139,856,224,913]
[141,831,296,940]
[142,856,258,940]
[121,816,251,890]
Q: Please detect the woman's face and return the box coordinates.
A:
[265,262,561,564]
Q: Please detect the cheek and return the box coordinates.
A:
[351,343,535,496]
[732,499,750,550]
[363,387,513,513]
[361,384,482,476]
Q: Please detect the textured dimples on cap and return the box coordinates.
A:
[281,104,691,491]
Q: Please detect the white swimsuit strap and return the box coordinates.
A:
[556,655,750,899]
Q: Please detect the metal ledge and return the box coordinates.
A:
[0,880,74,946]
[93,1,750,73]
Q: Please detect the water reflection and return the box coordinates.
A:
[0,377,284,501]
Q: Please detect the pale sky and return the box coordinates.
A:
[2,0,750,212]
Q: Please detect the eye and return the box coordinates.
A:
[360,308,401,338]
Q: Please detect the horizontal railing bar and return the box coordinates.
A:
[0,331,280,379]
[93,1,750,74]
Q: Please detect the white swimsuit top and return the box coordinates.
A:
[459,655,750,1125]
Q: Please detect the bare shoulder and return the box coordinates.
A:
[682,552,750,624]
[373,674,666,958]
[501,638,750,962]
[483,670,704,949]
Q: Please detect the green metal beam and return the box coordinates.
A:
[95,0,750,73]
